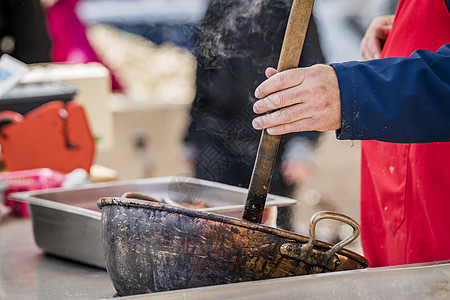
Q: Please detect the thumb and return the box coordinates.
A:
[265,67,277,78]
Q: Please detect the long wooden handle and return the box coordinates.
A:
[242,0,315,223]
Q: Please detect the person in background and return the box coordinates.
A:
[0,0,51,63]
[251,0,450,266]
[184,0,325,231]
[42,0,122,91]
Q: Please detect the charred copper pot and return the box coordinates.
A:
[97,197,368,296]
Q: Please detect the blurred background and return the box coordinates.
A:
[0,0,399,252]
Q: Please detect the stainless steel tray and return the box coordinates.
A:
[11,176,297,268]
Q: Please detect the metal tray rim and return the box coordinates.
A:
[11,191,101,219]
[10,176,297,219]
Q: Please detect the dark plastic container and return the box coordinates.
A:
[0,81,77,115]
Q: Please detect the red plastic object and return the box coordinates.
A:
[0,101,95,174]
[0,111,24,123]
[0,168,66,217]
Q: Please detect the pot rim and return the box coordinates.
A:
[97,197,368,268]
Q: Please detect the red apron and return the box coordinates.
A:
[361,0,450,267]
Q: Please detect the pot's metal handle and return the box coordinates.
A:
[121,192,184,208]
[280,211,360,271]
[306,211,360,259]
[121,192,162,203]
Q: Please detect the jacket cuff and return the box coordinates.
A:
[331,62,357,140]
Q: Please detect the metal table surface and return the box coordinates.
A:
[1,217,450,300]
[0,217,116,300]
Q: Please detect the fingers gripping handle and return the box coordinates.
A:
[243,0,316,223]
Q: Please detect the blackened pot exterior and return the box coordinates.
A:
[98,197,368,296]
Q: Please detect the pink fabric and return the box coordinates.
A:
[46,0,122,90]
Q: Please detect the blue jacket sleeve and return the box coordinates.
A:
[331,43,450,143]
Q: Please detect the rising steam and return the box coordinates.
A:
[195,0,292,67]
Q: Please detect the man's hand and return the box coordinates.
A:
[361,15,395,60]
[252,64,341,135]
